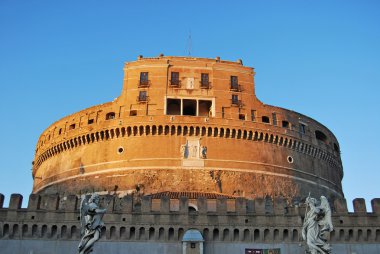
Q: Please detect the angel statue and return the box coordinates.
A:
[78,193,107,254]
[302,195,334,254]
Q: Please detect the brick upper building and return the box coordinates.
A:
[32,55,343,201]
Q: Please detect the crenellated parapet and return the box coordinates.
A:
[1,193,379,243]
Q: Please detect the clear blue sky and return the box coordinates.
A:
[1,1,379,211]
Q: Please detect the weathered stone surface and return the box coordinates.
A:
[31,56,343,202]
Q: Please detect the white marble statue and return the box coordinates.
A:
[302,195,333,254]
[78,193,107,254]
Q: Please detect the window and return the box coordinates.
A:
[170,72,180,86]
[251,110,256,121]
[282,120,289,128]
[230,76,239,90]
[88,119,94,125]
[138,91,148,101]
[139,72,149,87]
[106,112,115,120]
[199,100,212,116]
[262,116,270,123]
[130,110,137,116]
[239,114,246,120]
[167,99,181,115]
[200,73,210,88]
[272,113,277,126]
[183,99,197,116]
[299,123,306,134]
[166,98,213,117]
[222,107,225,118]
[69,124,76,130]
[58,128,62,135]
[334,143,340,153]
[231,94,239,105]
[315,130,328,143]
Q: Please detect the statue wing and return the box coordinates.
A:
[79,195,90,236]
[319,196,333,232]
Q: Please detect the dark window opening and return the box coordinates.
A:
[299,123,306,134]
[230,76,239,90]
[138,91,148,102]
[88,119,94,125]
[262,116,270,123]
[69,124,76,130]
[190,242,196,249]
[334,143,340,153]
[251,110,256,121]
[282,120,289,128]
[130,110,137,116]
[200,73,210,88]
[106,112,115,120]
[232,95,239,105]
[170,72,180,87]
[199,100,212,116]
[58,128,62,135]
[222,107,225,118]
[183,99,196,116]
[167,99,181,115]
[239,114,245,120]
[315,130,328,143]
[139,72,149,87]
[272,113,277,126]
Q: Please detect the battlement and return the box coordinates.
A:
[0,193,379,248]
[1,193,380,215]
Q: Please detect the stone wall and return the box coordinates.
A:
[0,193,379,253]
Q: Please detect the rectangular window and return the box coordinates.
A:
[88,119,94,125]
[198,100,212,117]
[272,113,277,126]
[299,123,306,134]
[138,91,147,101]
[239,114,246,120]
[166,98,181,115]
[231,76,239,90]
[232,94,239,105]
[170,72,180,86]
[200,73,209,88]
[139,72,149,87]
[222,107,225,118]
[251,110,256,121]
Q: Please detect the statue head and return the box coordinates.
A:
[306,196,317,206]
[89,193,100,204]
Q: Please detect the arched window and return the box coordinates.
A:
[315,130,328,143]
[106,112,115,120]
[262,116,270,123]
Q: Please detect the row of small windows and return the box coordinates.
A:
[140,71,240,90]
[43,111,337,153]
[35,123,341,172]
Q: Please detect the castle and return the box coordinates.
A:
[0,56,379,253]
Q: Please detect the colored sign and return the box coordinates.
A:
[245,249,280,254]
